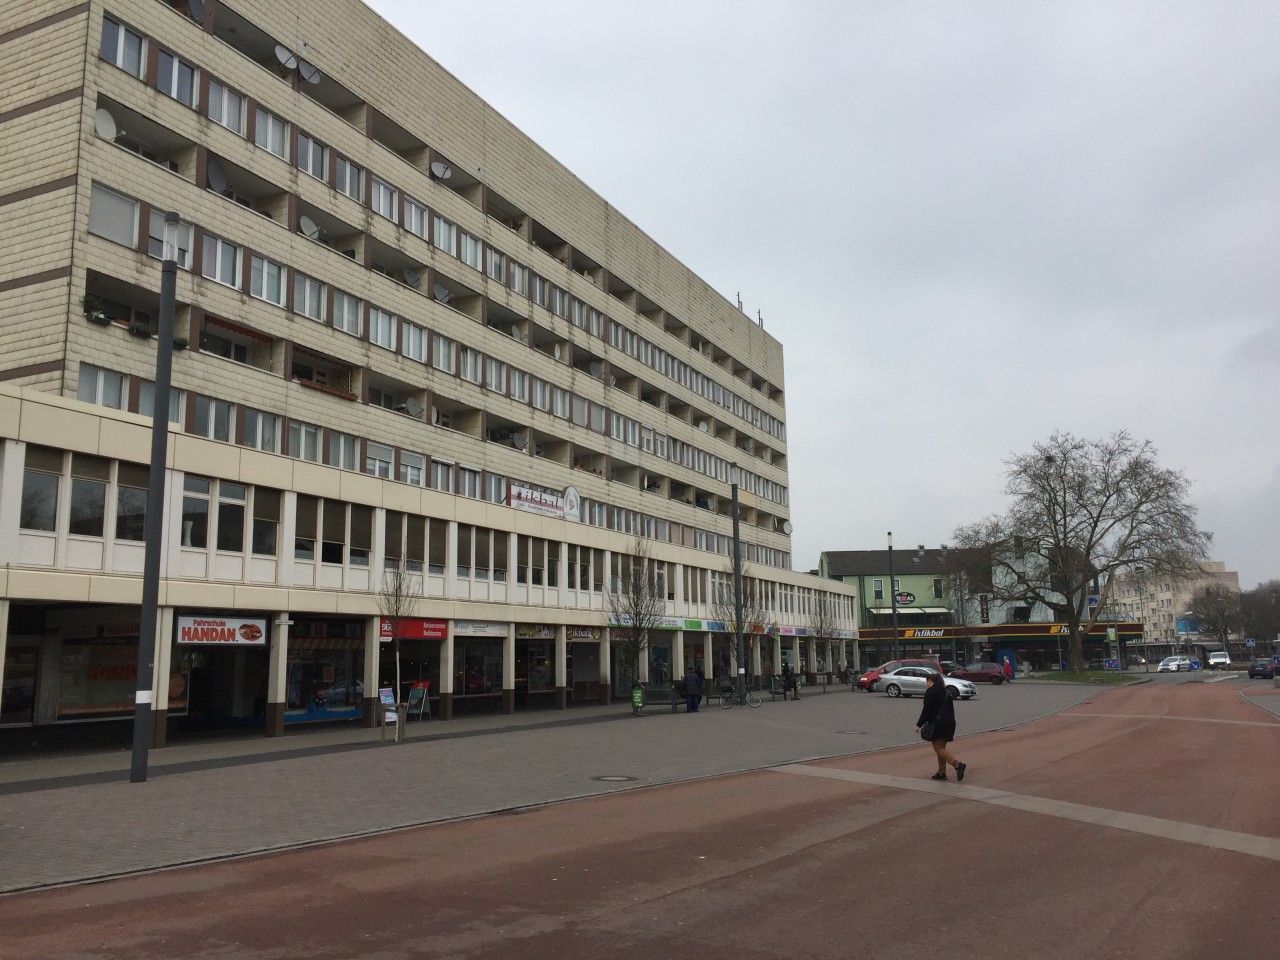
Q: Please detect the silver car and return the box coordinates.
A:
[879,666,978,700]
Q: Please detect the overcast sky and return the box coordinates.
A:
[367,0,1278,589]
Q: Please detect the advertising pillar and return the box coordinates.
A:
[265,612,289,735]
[555,625,567,710]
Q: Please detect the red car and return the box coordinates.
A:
[950,661,1006,684]
[857,658,943,692]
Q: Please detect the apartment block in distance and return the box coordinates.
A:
[0,0,857,743]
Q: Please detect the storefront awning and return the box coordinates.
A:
[867,607,950,615]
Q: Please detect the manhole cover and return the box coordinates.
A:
[837,730,870,735]
[591,775,638,782]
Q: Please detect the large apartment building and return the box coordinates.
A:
[0,0,857,740]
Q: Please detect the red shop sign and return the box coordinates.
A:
[380,617,448,641]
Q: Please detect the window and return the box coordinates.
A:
[487,249,505,283]
[349,505,372,567]
[484,474,506,504]
[551,287,568,317]
[371,177,397,222]
[431,334,455,373]
[531,378,550,411]
[399,451,425,486]
[335,157,363,200]
[366,442,393,479]
[208,80,246,134]
[431,460,454,493]
[99,17,144,78]
[332,292,362,336]
[20,446,61,532]
[88,184,138,247]
[484,358,507,392]
[456,467,481,499]
[194,396,234,442]
[250,255,286,306]
[433,216,456,255]
[508,261,527,296]
[460,232,482,269]
[589,402,605,433]
[402,321,425,362]
[530,274,549,307]
[77,364,126,409]
[67,454,109,538]
[508,369,527,402]
[288,421,321,462]
[138,383,184,424]
[370,307,396,349]
[254,107,289,159]
[872,579,883,602]
[243,409,279,452]
[321,500,346,564]
[551,386,569,419]
[146,211,193,268]
[460,347,482,384]
[181,476,210,548]
[116,462,148,541]
[933,578,944,600]
[216,482,246,552]
[329,432,358,470]
[405,198,428,239]
[298,133,328,181]
[252,488,280,556]
[157,51,198,108]
[293,274,325,322]
[571,394,588,427]
[202,234,241,288]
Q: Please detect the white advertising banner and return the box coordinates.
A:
[177,615,268,645]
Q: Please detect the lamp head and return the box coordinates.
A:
[162,211,181,263]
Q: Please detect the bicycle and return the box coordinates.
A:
[719,685,761,709]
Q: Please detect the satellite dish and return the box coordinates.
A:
[297,60,321,85]
[94,108,118,141]
[432,284,452,304]
[430,161,452,180]
[404,398,423,418]
[403,268,421,288]
[298,215,320,240]
[510,324,522,341]
[589,361,602,378]
[782,520,794,534]
[552,344,562,360]
[608,374,617,387]
[207,158,228,194]
[188,0,207,22]
[512,433,527,450]
[274,45,298,69]
[698,421,709,432]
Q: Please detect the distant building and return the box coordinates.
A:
[1105,562,1241,656]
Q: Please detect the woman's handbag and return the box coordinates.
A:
[920,690,941,740]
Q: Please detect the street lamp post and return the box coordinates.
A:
[130,211,180,784]
[888,532,899,660]
[730,464,745,703]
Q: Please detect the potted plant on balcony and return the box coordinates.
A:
[81,294,111,325]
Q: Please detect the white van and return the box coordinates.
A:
[1207,650,1230,670]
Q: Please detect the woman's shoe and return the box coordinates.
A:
[955,762,967,782]
[930,772,948,781]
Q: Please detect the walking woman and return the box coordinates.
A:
[915,672,967,782]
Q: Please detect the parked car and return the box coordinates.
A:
[939,661,962,676]
[878,666,978,700]
[856,658,944,692]
[949,661,1006,684]
[1158,656,1192,672]
[1128,655,1147,666]
[1207,651,1231,670]
[1246,658,1274,679]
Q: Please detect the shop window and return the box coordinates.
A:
[68,453,109,537]
[216,481,246,552]
[295,494,317,560]
[350,505,372,567]
[456,524,472,578]
[20,446,62,532]
[115,462,149,541]
[182,475,210,548]
[252,488,280,556]
[427,517,447,575]
[321,499,346,564]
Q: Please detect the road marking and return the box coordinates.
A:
[770,764,1280,862]
[1065,712,1280,728]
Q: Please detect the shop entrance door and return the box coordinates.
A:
[1,645,38,726]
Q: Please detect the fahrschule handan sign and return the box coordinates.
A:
[177,615,268,645]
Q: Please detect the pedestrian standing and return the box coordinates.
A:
[684,666,703,713]
[915,672,966,782]
[695,666,706,708]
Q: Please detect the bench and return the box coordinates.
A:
[768,676,788,701]
[640,684,683,713]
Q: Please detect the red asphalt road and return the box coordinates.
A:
[5,682,1278,960]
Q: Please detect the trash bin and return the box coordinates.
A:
[631,682,645,716]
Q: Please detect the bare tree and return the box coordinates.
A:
[953,431,1212,671]
[807,588,840,678]
[606,537,665,699]
[1240,581,1280,655]
[1188,582,1242,652]
[376,558,423,705]
[709,561,768,682]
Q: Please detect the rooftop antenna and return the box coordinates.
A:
[736,292,743,312]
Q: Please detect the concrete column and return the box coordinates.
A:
[439,624,455,720]
[265,611,290,736]
[445,520,459,598]
[151,606,174,747]
[772,633,783,680]
[278,492,297,587]
[752,636,762,683]
[362,615,380,727]
[555,625,567,709]
[0,599,9,716]
[0,442,22,565]
[503,623,516,713]
[599,627,611,705]
[673,629,685,673]
[509,531,520,602]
